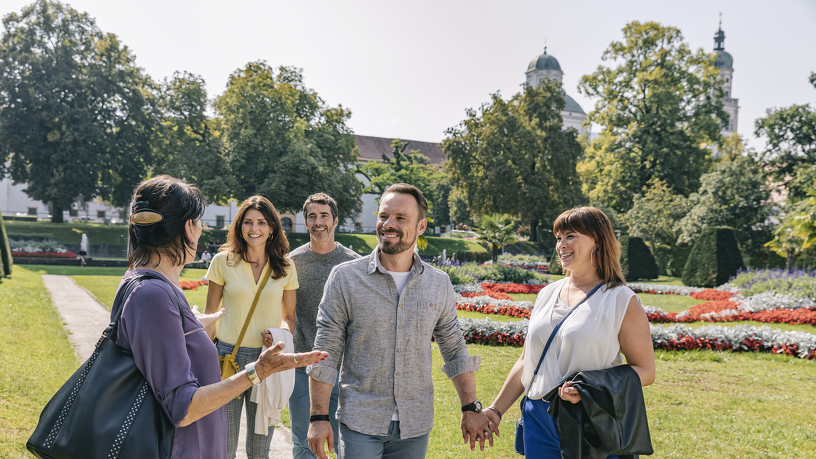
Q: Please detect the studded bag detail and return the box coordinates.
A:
[27,274,178,459]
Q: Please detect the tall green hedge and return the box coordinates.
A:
[0,208,12,277]
[620,236,659,280]
[548,250,562,275]
[682,226,745,287]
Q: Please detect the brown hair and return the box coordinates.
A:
[382,183,428,221]
[220,196,290,279]
[128,175,206,268]
[302,193,338,222]
[553,206,625,289]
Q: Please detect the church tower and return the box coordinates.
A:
[714,18,739,134]
[525,46,588,135]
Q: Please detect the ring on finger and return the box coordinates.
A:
[293,355,299,364]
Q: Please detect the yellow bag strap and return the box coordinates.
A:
[227,264,273,361]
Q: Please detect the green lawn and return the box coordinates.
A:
[5,267,816,458]
[0,267,80,458]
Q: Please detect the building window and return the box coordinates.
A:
[97,210,106,219]
[281,217,293,232]
[27,207,37,216]
[69,209,78,217]
[725,91,729,97]
[216,215,225,229]
[354,222,363,232]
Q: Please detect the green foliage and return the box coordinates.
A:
[548,250,562,275]
[682,227,745,287]
[0,0,159,221]
[213,62,362,222]
[754,103,816,192]
[5,221,128,246]
[443,80,584,241]
[619,236,659,280]
[0,207,11,276]
[497,254,548,263]
[431,177,452,228]
[436,262,543,284]
[577,21,727,212]
[766,166,816,271]
[728,268,816,299]
[624,178,689,249]
[447,186,474,227]
[152,72,232,204]
[678,156,776,256]
[474,214,517,263]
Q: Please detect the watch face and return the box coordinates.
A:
[475,400,482,412]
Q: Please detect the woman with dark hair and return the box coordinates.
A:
[118,175,325,459]
[484,206,655,458]
[204,195,298,459]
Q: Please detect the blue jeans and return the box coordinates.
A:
[522,398,619,459]
[289,370,340,459]
[216,341,276,459]
[338,421,429,459]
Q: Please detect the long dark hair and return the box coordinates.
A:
[553,206,625,289]
[128,175,206,268]
[220,196,290,279]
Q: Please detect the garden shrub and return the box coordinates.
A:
[0,207,11,277]
[682,227,745,287]
[548,251,562,275]
[480,265,536,284]
[670,244,692,278]
[619,236,659,280]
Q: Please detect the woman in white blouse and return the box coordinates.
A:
[485,206,655,458]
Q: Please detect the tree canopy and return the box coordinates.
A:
[623,178,689,250]
[577,21,727,212]
[213,62,362,222]
[0,0,158,221]
[754,103,816,192]
[442,80,584,241]
[677,156,776,254]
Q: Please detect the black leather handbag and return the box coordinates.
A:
[27,274,178,459]
[515,283,603,455]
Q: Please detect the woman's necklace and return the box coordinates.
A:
[145,260,181,289]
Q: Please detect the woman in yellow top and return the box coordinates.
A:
[205,195,298,459]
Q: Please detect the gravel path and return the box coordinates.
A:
[42,274,294,459]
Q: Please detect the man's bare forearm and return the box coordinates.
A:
[309,377,334,415]
[451,371,478,405]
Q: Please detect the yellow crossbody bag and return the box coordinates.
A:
[219,266,272,380]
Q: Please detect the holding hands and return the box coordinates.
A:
[461,409,499,451]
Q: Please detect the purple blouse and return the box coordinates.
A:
[114,270,226,459]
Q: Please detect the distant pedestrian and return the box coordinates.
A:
[202,251,213,266]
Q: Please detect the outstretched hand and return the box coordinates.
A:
[254,341,327,380]
[461,411,499,451]
[192,305,225,330]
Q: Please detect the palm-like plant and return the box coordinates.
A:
[475,214,517,263]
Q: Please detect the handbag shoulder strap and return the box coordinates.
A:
[527,281,604,391]
[228,264,273,358]
[107,272,185,344]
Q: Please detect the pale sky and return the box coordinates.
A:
[3,0,815,152]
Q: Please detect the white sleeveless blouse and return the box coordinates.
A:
[521,278,636,399]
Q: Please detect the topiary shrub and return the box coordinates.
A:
[548,250,562,275]
[619,236,659,280]
[682,226,745,287]
[0,206,12,277]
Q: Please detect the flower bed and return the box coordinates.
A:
[480,282,545,294]
[690,289,736,301]
[12,250,77,259]
[456,318,816,359]
[628,282,705,296]
[724,267,816,299]
[180,280,208,290]
[456,295,533,319]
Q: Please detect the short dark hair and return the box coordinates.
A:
[382,183,428,221]
[302,193,338,221]
[128,175,206,268]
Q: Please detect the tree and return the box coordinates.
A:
[754,103,816,192]
[577,21,727,212]
[475,214,517,263]
[356,139,446,212]
[677,156,776,255]
[448,185,474,228]
[153,72,232,203]
[431,176,452,228]
[443,80,584,241]
[0,0,158,221]
[214,62,362,221]
[623,178,689,251]
[767,164,816,271]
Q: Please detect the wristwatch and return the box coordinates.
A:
[461,400,483,413]
[245,362,261,385]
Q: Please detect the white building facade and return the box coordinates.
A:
[713,23,739,135]
[525,47,590,136]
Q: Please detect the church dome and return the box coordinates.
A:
[563,94,585,114]
[526,50,562,73]
[714,50,733,70]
